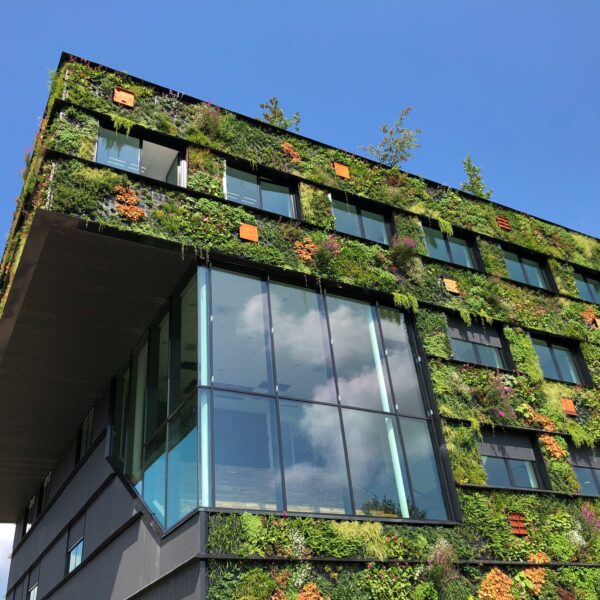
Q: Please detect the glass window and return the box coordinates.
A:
[213,392,282,510]
[77,408,94,462]
[502,249,549,289]
[378,307,425,417]
[24,495,37,534]
[344,409,410,518]
[143,426,166,526]
[447,318,506,369]
[40,472,52,513]
[531,336,582,384]
[327,295,392,411]
[270,282,335,403]
[574,271,600,304]
[27,585,38,600]
[399,418,448,520]
[423,226,474,268]
[167,400,198,528]
[225,167,294,217]
[211,270,274,394]
[96,128,181,184]
[332,198,389,244]
[145,314,169,438]
[67,539,84,573]
[574,467,600,496]
[280,401,350,514]
[479,430,541,490]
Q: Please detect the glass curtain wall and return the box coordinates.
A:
[112,266,449,527]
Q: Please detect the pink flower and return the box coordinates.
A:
[498,410,506,417]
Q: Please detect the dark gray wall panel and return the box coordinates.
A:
[38,531,68,597]
[137,561,200,600]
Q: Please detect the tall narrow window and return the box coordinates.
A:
[39,472,52,513]
[479,430,541,489]
[26,564,39,600]
[574,271,600,304]
[66,516,85,574]
[570,445,600,496]
[96,127,183,185]
[23,495,37,535]
[447,317,507,369]
[530,336,583,384]
[225,166,295,217]
[76,408,94,463]
[331,197,390,244]
[423,225,476,269]
[502,249,551,290]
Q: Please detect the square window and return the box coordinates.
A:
[423,225,476,269]
[531,336,583,384]
[502,248,550,290]
[447,317,507,368]
[331,196,389,243]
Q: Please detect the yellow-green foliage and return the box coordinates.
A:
[331,521,388,560]
[443,423,487,485]
[298,182,334,229]
[503,326,544,383]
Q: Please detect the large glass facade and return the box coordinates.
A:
[112,266,450,527]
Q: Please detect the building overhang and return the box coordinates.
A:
[0,210,194,521]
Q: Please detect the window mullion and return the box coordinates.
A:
[548,344,565,381]
[444,235,454,263]
[519,257,530,286]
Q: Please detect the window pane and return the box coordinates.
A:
[146,314,169,438]
[280,401,350,514]
[332,199,361,237]
[482,456,511,487]
[447,236,473,268]
[327,295,392,411]
[260,180,294,217]
[129,342,147,488]
[140,140,179,183]
[378,307,425,417]
[270,282,335,403]
[143,426,166,526]
[589,277,600,304]
[449,338,478,364]
[96,127,140,173]
[531,338,561,380]
[398,418,447,520]
[552,344,581,384]
[112,368,130,469]
[503,250,527,284]
[28,585,38,600]
[167,400,198,528]
[344,409,410,518]
[212,270,274,394]
[68,539,84,573]
[521,257,547,289]
[226,167,260,208]
[214,392,282,510]
[423,227,450,263]
[476,344,504,369]
[172,275,198,414]
[509,459,539,489]
[574,272,593,303]
[361,209,389,244]
[574,467,600,496]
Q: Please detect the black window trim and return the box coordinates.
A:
[331,193,393,245]
[574,268,600,305]
[421,222,483,271]
[75,408,95,464]
[446,316,513,370]
[224,159,299,219]
[529,332,591,386]
[500,243,557,292]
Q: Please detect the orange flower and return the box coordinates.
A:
[281,141,301,163]
[539,434,567,459]
[294,237,318,262]
[520,552,550,596]
[581,306,598,328]
[114,185,146,222]
[478,568,513,600]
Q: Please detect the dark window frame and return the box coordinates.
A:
[501,245,556,291]
[331,194,392,245]
[421,223,482,271]
[529,333,590,386]
[75,408,94,463]
[569,444,600,496]
[66,537,84,575]
[478,429,549,490]
[574,269,600,304]
[224,160,299,218]
[447,316,512,370]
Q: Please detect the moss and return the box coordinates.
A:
[187,147,224,196]
[503,326,544,383]
[443,423,487,485]
[478,239,509,278]
[46,106,99,160]
[416,310,451,359]
[298,182,334,229]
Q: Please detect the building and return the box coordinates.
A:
[1,52,600,599]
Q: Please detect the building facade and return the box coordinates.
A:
[1,53,600,599]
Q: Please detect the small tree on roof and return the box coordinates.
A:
[461,155,493,200]
[360,107,421,167]
[259,97,301,131]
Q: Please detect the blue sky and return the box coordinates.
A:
[0,0,599,592]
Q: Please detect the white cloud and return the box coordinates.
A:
[0,523,15,597]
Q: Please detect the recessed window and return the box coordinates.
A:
[479,430,540,489]
[423,225,477,269]
[574,271,600,304]
[96,127,184,185]
[39,472,52,513]
[530,336,583,384]
[66,515,85,574]
[26,564,39,600]
[67,539,84,573]
[502,249,551,290]
[23,494,38,535]
[331,197,390,244]
[447,317,508,369]
[570,445,600,496]
[225,166,296,218]
[76,408,94,462]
